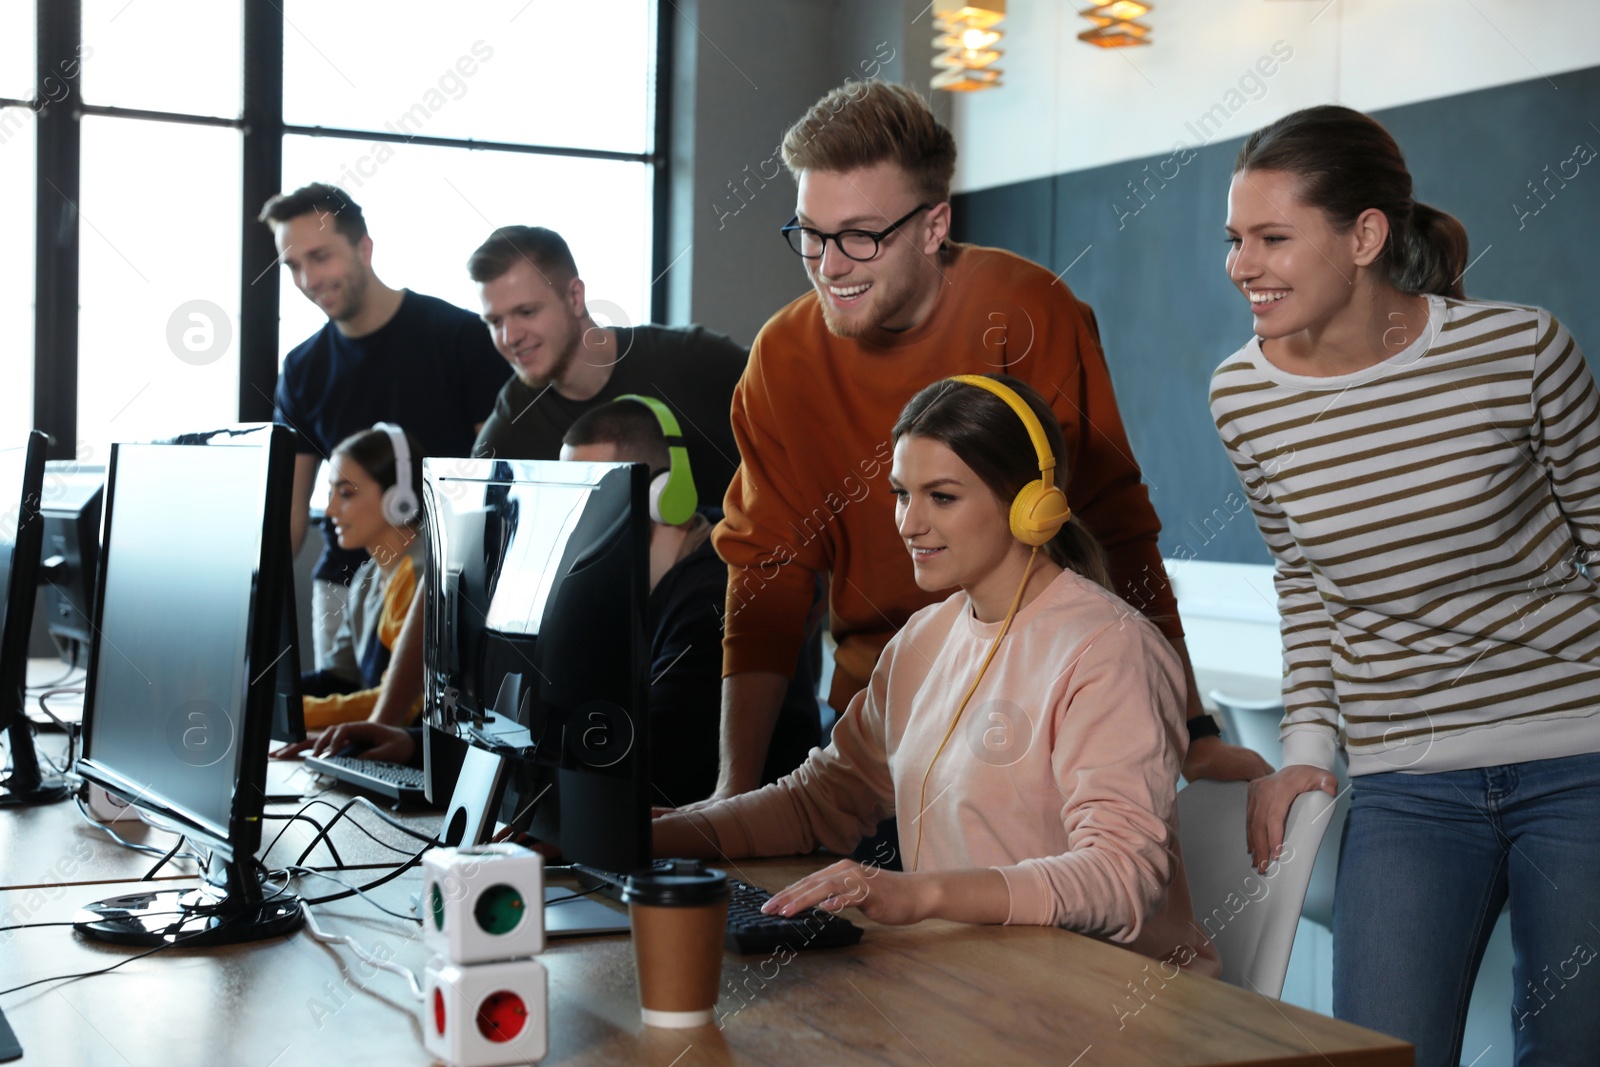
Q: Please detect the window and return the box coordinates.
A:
[0,108,35,438]
[2,2,36,437]
[277,137,652,364]
[78,117,242,450]
[281,1,653,152]
[80,0,242,117]
[23,1,663,455]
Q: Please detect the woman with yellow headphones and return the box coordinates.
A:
[654,375,1218,974]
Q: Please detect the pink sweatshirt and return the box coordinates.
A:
[683,569,1219,975]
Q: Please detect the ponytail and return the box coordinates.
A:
[1047,515,1112,590]
[1392,202,1469,298]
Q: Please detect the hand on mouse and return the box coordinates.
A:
[307,721,416,765]
[269,731,323,760]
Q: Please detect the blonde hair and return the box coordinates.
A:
[780,81,956,205]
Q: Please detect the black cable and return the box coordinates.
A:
[0,895,275,1004]
[567,862,628,891]
[0,939,186,998]
[31,721,64,776]
[0,870,300,1002]
[285,867,421,924]
[260,809,347,870]
[35,689,81,730]
[262,798,421,858]
[300,844,429,906]
[141,836,188,881]
[0,921,81,933]
[291,797,437,870]
[31,690,83,772]
[545,883,608,905]
[338,795,441,845]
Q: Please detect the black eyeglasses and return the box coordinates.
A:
[780,204,933,261]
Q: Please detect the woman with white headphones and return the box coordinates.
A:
[296,423,426,731]
[653,375,1218,974]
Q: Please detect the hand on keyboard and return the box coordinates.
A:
[724,878,863,955]
[307,722,417,765]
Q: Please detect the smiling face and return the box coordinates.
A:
[273,212,373,324]
[1224,168,1369,344]
[323,452,389,553]
[890,434,1025,606]
[794,161,949,338]
[478,260,586,388]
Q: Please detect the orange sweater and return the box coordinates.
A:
[715,244,1180,709]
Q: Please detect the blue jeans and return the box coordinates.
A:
[1333,751,1600,1067]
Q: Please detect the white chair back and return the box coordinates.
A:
[1176,780,1337,997]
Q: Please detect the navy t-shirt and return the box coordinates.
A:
[275,290,508,583]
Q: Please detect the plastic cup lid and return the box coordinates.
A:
[622,858,731,907]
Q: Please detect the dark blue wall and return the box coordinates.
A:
[953,66,1600,563]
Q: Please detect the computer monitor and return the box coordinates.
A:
[74,424,303,946]
[0,431,71,807]
[423,458,651,880]
[36,460,105,666]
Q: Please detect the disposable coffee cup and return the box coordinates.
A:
[623,859,730,1028]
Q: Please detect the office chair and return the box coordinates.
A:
[1176,780,1337,998]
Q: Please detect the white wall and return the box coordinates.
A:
[950,0,1600,193]
[669,0,943,344]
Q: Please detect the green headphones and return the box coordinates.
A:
[616,394,697,525]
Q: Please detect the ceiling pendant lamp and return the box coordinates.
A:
[932,3,1005,92]
[1079,1,1153,48]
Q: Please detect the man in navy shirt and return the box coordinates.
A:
[262,183,508,669]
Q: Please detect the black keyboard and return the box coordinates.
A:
[304,754,428,803]
[724,878,864,954]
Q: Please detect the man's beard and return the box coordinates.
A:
[517,340,578,389]
[811,269,915,340]
[329,269,371,324]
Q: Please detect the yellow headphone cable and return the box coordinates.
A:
[909,544,1041,871]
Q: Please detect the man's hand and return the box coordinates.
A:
[1183,735,1274,783]
[715,671,790,799]
[1246,763,1337,873]
[649,810,722,860]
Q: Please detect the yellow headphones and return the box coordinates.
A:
[947,375,1071,545]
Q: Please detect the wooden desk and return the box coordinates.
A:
[0,852,1411,1067]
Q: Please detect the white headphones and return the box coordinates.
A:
[373,422,419,526]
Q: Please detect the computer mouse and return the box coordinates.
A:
[333,740,375,760]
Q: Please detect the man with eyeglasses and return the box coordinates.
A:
[697,81,1271,816]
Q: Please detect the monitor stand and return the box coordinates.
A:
[74,849,303,947]
[0,722,71,807]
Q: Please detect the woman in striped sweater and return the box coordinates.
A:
[1212,105,1600,1066]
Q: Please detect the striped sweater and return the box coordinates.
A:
[1210,296,1600,777]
